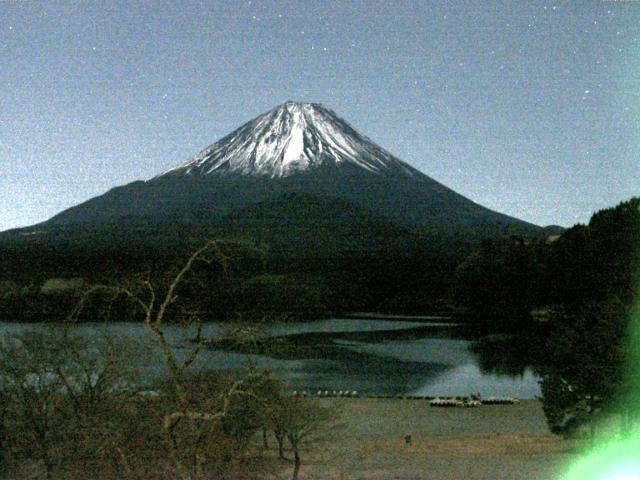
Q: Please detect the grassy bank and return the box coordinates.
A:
[275,398,582,480]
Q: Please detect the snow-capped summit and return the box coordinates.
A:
[158,101,416,179]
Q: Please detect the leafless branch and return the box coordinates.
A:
[155,240,223,328]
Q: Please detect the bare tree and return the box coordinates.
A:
[71,241,226,401]
[0,333,65,479]
[69,241,267,479]
[0,328,143,480]
[68,241,336,480]
[268,396,334,480]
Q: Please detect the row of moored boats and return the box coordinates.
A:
[291,390,520,406]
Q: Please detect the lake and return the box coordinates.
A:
[0,318,541,398]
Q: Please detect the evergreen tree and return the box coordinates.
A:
[539,299,629,438]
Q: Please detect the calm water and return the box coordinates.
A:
[0,319,541,398]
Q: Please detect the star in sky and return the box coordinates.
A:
[0,0,637,231]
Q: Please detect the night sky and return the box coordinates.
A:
[1,0,638,231]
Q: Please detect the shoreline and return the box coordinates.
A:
[298,397,581,480]
[344,312,455,322]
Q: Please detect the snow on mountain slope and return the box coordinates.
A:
[158,101,417,179]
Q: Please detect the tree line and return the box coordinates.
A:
[455,197,640,438]
[0,230,463,323]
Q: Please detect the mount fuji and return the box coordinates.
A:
[4,101,550,253]
[159,101,417,179]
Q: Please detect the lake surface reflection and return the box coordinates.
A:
[0,319,541,398]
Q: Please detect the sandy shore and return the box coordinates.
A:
[285,398,583,480]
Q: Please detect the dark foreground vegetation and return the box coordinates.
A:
[0,243,336,479]
[0,328,333,480]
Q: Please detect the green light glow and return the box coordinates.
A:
[560,428,640,480]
